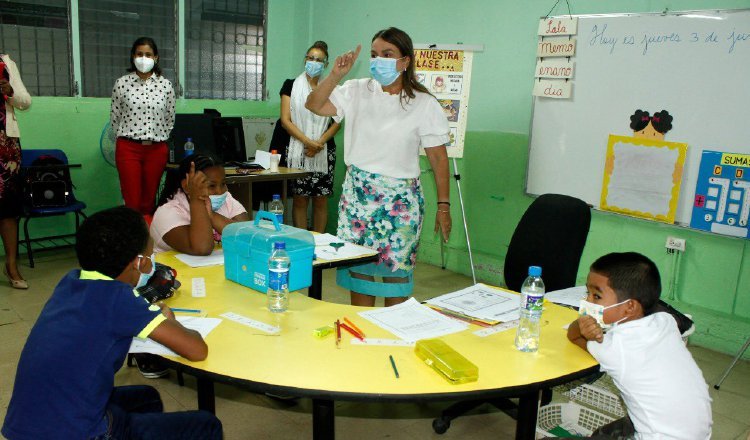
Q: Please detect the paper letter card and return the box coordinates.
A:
[538,17,578,36]
[537,37,576,57]
[600,135,688,224]
[690,150,750,238]
[532,79,572,99]
[535,59,574,79]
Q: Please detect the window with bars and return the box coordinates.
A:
[0,0,73,96]
[0,0,266,99]
[79,0,177,97]
[184,0,265,100]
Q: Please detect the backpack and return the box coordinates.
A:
[23,155,73,208]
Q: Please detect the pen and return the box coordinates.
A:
[343,317,366,338]
[335,319,341,349]
[171,308,203,313]
[389,355,400,379]
[339,322,365,341]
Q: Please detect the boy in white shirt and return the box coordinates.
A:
[567,252,712,440]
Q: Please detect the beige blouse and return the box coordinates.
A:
[1,54,32,138]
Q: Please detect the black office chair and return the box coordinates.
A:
[19,149,87,268]
[432,193,592,434]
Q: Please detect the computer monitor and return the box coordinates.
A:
[213,117,248,164]
[168,113,217,163]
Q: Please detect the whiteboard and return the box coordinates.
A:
[527,9,750,225]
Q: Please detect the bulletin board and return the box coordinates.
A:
[414,46,474,158]
[526,9,750,226]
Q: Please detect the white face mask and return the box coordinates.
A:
[134,56,155,74]
[579,299,630,331]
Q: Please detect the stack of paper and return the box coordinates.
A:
[175,249,224,267]
[357,298,468,342]
[425,283,521,324]
[129,316,222,356]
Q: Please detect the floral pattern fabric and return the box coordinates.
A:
[0,130,22,218]
[289,140,336,196]
[337,165,424,273]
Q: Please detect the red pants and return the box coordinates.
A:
[116,138,167,216]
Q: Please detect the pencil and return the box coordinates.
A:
[171,308,203,313]
[335,320,341,349]
[343,317,366,338]
[340,322,365,341]
[389,355,400,379]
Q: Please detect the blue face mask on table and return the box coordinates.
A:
[135,253,155,289]
[209,192,228,211]
[369,56,403,86]
[305,60,324,78]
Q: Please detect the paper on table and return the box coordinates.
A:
[545,285,587,308]
[357,298,468,342]
[425,283,520,323]
[129,316,222,356]
[314,234,377,261]
[175,249,224,267]
[253,150,271,169]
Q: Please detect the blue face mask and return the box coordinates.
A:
[209,192,228,212]
[305,60,324,78]
[135,253,155,289]
[369,56,403,86]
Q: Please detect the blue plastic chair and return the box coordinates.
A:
[20,149,87,268]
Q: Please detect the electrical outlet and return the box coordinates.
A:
[665,236,686,252]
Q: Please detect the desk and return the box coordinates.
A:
[225,167,309,223]
[309,248,378,300]
[156,253,598,440]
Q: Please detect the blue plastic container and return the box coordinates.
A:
[223,211,315,293]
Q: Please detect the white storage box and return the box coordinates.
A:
[536,402,615,438]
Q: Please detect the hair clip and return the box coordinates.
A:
[652,116,661,123]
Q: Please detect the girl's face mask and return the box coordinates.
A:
[579,299,630,330]
[209,192,228,212]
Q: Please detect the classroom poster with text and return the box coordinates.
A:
[414,48,473,158]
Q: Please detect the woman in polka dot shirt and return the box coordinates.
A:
[110,37,175,218]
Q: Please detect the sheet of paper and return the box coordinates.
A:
[313,233,340,245]
[129,316,222,356]
[474,320,519,337]
[220,312,280,334]
[545,285,587,308]
[175,249,224,268]
[357,298,468,342]
[313,235,377,261]
[253,150,271,169]
[425,283,520,322]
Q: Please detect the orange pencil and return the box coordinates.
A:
[343,317,366,338]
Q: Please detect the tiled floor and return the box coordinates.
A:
[1,248,749,439]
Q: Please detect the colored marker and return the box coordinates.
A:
[389,355,400,379]
[171,308,203,314]
[335,320,341,349]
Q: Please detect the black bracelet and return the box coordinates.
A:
[437,201,450,206]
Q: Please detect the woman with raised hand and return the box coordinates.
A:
[306,27,452,307]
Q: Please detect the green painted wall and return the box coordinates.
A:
[307,0,750,357]
[11,0,750,357]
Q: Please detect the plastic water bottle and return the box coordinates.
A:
[268,194,284,224]
[267,242,290,313]
[514,266,545,352]
[184,138,195,157]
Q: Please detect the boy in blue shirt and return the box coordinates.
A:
[567,252,711,439]
[2,207,222,439]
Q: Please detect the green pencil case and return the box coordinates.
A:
[414,338,479,385]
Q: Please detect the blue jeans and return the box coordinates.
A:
[94,385,222,440]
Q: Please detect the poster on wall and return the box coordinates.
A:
[690,151,750,238]
[600,134,687,224]
[414,48,473,158]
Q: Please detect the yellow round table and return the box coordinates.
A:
[156,252,598,440]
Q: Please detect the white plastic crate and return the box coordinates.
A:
[536,402,615,438]
[564,383,626,418]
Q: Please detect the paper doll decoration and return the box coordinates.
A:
[630,109,673,140]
